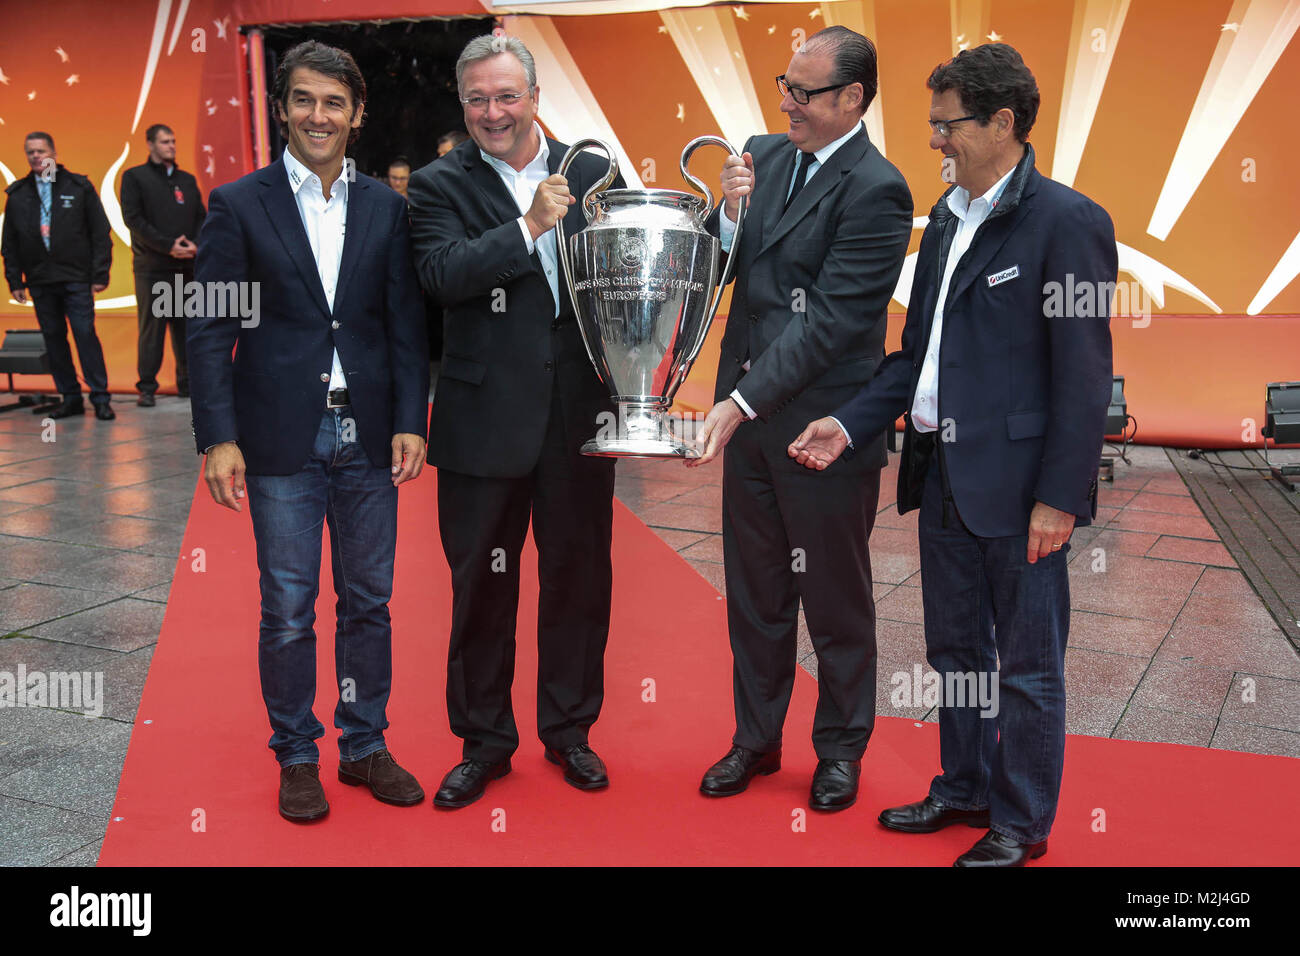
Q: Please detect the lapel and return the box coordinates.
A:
[756,145,797,254]
[943,191,1033,309]
[258,157,331,318]
[759,126,869,258]
[333,175,373,313]
[464,148,528,233]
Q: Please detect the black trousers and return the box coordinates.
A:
[28,282,110,404]
[721,397,881,760]
[436,384,616,762]
[134,270,189,394]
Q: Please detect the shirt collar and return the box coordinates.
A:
[479,123,549,178]
[283,147,347,200]
[808,120,864,168]
[946,165,1015,221]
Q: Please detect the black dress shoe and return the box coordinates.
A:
[279,763,329,822]
[544,743,609,791]
[433,757,511,809]
[338,748,425,806]
[879,794,991,833]
[136,392,156,407]
[93,402,115,421]
[47,397,85,419]
[954,829,1048,867]
[809,758,860,812]
[699,745,781,797]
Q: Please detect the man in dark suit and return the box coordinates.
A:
[689,26,912,812]
[408,34,623,808]
[189,41,430,823]
[120,123,206,405]
[790,43,1116,865]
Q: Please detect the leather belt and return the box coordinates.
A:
[326,387,350,408]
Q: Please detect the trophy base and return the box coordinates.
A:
[580,435,700,459]
[579,401,700,458]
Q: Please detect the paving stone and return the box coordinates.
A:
[1126,491,1207,517]
[1113,703,1217,746]
[1076,528,1161,560]
[679,535,724,563]
[0,705,127,776]
[1219,674,1300,733]
[1145,535,1236,567]
[25,597,165,653]
[0,582,117,633]
[1064,647,1148,701]
[1157,624,1300,680]
[1065,610,1168,657]
[684,558,726,595]
[1130,659,1233,717]
[0,721,131,815]
[645,528,710,552]
[48,840,102,866]
[1210,720,1300,758]
[0,795,106,866]
[876,584,924,625]
[1064,693,1126,737]
[637,501,722,534]
[868,527,922,585]
[1107,509,1218,540]
[1068,552,1203,625]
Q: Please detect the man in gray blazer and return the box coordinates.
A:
[690,26,912,811]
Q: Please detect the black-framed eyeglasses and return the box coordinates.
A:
[776,75,847,105]
[928,114,981,137]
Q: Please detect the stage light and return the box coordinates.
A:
[1105,375,1127,437]
[1263,381,1300,491]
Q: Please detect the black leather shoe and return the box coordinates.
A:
[136,392,156,407]
[544,744,609,791]
[93,402,115,421]
[433,758,511,809]
[47,397,84,419]
[954,829,1048,867]
[810,758,860,811]
[879,794,991,833]
[699,745,780,797]
[338,749,424,806]
[279,763,329,822]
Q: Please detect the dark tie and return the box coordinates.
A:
[784,150,815,212]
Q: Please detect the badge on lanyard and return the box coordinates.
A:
[174,186,185,204]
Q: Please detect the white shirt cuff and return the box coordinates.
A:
[730,389,756,420]
[828,416,852,446]
[719,204,737,253]
[517,217,535,254]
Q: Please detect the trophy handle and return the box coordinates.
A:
[554,140,619,382]
[679,135,747,365]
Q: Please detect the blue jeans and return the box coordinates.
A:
[244,407,398,767]
[917,462,1070,844]
[28,282,110,404]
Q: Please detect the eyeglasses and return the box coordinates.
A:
[775,75,847,105]
[928,114,981,137]
[460,91,530,111]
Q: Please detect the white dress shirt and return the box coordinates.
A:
[283,148,348,400]
[720,121,865,420]
[908,167,1014,432]
[479,123,560,318]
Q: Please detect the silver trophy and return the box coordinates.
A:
[555,136,746,457]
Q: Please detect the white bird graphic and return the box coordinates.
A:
[1221,22,1240,32]
[65,74,79,86]
[0,67,9,85]
[214,18,229,40]
[675,103,685,122]
[227,96,239,107]
[26,90,35,100]
[732,6,749,20]
[55,47,69,63]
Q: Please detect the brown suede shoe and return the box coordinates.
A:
[338,749,425,806]
[279,763,329,822]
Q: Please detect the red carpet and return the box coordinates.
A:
[99,466,1300,866]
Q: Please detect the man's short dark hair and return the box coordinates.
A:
[438,131,469,149]
[803,26,878,113]
[271,40,366,144]
[146,124,174,143]
[387,156,411,171]
[927,43,1040,142]
[24,131,55,151]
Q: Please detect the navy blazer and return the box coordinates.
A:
[834,144,1116,537]
[188,156,429,475]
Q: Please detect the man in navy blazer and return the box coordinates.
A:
[791,44,1115,865]
[188,42,429,822]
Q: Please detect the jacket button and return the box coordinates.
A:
[551,319,563,330]
[748,313,758,323]
[320,373,329,382]
[331,320,340,330]
[543,360,553,371]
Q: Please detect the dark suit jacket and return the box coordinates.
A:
[407,137,622,478]
[2,166,112,290]
[708,126,913,467]
[120,159,206,273]
[834,144,1116,537]
[188,156,429,476]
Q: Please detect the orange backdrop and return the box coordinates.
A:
[1,0,1296,446]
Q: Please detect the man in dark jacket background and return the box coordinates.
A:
[1,131,115,420]
[120,123,206,405]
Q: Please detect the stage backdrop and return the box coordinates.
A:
[1,0,1296,446]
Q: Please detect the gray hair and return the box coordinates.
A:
[455,34,537,97]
